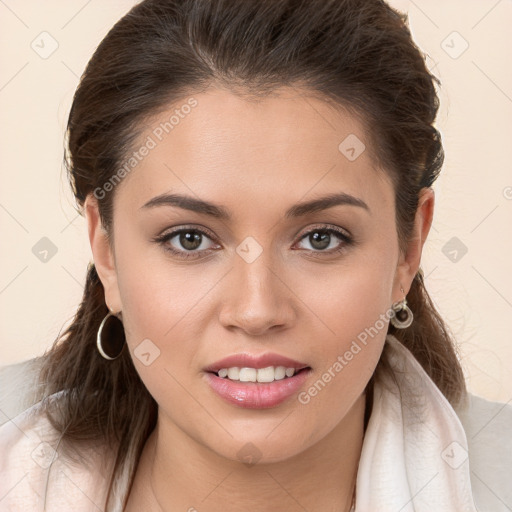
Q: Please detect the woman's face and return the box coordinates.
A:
[86,86,423,463]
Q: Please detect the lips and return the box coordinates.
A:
[203,353,310,373]
[204,368,313,409]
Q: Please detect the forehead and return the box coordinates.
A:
[115,86,392,213]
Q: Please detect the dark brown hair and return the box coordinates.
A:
[34,0,467,508]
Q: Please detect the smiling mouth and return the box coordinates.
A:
[203,366,313,409]
[207,366,312,383]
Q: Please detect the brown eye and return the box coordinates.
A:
[307,230,331,250]
[295,226,352,254]
[153,226,220,260]
[178,231,203,251]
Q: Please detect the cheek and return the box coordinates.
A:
[113,223,188,336]
[303,250,394,343]
[297,247,395,400]
[295,274,391,444]
[116,273,202,414]
[110,238,188,377]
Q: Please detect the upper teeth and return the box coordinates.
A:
[217,366,298,382]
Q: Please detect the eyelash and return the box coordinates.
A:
[152,224,354,260]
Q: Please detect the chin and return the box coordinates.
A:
[203,432,315,467]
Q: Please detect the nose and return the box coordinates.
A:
[218,252,296,336]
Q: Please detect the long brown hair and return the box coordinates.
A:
[35,0,467,508]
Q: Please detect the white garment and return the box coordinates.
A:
[0,334,511,511]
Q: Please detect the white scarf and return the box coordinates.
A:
[354,334,478,511]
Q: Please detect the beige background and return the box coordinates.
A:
[0,0,511,403]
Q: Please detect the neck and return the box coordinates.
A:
[127,393,367,512]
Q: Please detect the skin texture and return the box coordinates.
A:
[85,86,434,511]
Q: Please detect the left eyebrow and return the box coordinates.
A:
[285,192,371,218]
[139,191,371,219]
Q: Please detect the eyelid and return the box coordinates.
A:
[156,224,219,242]
[294,222,352,240]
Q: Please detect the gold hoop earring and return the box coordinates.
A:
[97,310,126,360]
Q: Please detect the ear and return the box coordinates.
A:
[84,193,123,313]
[393,187,435,300]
